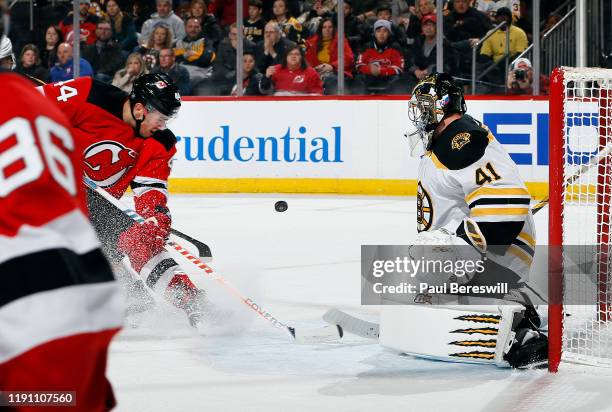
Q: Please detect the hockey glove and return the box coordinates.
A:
[117,212,171,273]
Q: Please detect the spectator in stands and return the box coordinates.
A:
[244,0,266,44]
[137,24,174,71]
[50,42,94,82]
[269,0,304,45]
[444,0,491,78]
[406,14,454,88]
[262,0,301,21]
[401,0,435,49]
[444,0,492,42]
[353,0,378,23]
[151,47,191,95]
[106,0,138,53]
[140,0,185,46]
[255,21,296,72]
[506,57,549,95]
[475,0,521,23]
[175,16,216,90]
[182,0,204,20]
[209,0,249,29]
[207,23,255,95]
[132,0,152,32]
[333,0,362,54]
[112,52,148,92]
[542,12,562,33]
[260,45,323,95]
[305,18,354,95]
[231,51,265,96]
[299,0,336,35]
[186,0,223,48]
[15,44,49,83]
[480,7,527,63]
[354,19,404,94]
[372,4,407,53]
[82,20,125,83]
[389,0,411,24]
[40,25,63,70]
[59,1,100,45]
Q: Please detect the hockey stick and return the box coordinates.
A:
[531,144,612,214]
[169,228,212,259]
[84,177,342,343]
[323,309,379,340]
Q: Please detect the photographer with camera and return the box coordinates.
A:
[506,57,549,95]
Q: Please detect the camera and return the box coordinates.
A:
[515,69,527,81]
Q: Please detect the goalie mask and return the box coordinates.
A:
[407,73,466,154]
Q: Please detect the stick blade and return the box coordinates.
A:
[323,309,380,340]
[291,325,343,344]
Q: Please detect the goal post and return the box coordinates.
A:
[548,66,612,372]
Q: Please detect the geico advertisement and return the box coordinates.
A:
[170,98,557,182]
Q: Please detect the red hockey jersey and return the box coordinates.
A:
[40,77,176,220]
[0,72,122,411]
[356,43,404,76]
[270,65,324,95]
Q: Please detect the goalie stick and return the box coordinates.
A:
[531,144,612,214]
[84,178,342,343]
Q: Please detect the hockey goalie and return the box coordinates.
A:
[379,73,547,368]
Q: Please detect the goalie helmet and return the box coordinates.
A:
[130,72,181,119]
[407,72,466,152]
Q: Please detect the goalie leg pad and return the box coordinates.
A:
[380,305,505,365]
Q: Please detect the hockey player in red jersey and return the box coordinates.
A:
[0,70,123,410]
[39,73,205,326]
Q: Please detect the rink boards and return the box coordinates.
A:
[170,96,558,198]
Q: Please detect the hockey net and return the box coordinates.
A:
[549,67,612,372]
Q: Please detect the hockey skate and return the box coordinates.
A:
[165,272,207,328]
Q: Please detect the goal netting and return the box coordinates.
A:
[549,66,612,372]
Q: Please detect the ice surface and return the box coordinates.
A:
[107,195,612,412]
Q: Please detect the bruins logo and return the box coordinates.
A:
[417,182,433,232]
[451,132,471,150]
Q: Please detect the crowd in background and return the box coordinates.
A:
[3,0,606,96]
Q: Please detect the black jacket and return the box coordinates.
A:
[408,35,456,75]
[82,40,125,77]
[443,7,492,42]
[212,38,256,81]
[15,64,50,84]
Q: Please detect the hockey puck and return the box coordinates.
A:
[274,201,288,212]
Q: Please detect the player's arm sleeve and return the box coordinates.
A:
[130,139,174,223]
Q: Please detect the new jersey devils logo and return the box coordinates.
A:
[84,141,136,188]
